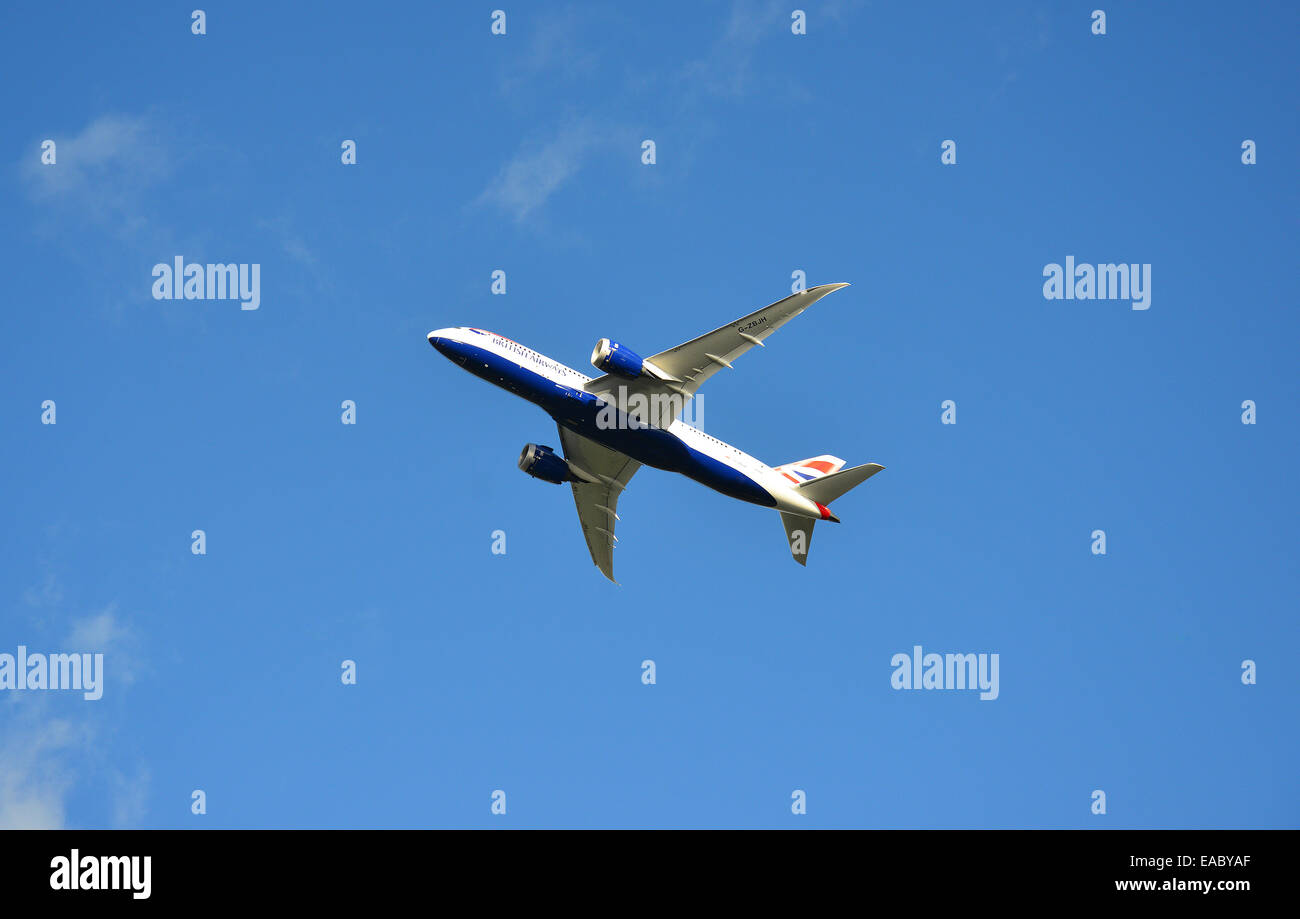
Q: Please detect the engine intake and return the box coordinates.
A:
[591,339,644,378]
[517,443,573,484]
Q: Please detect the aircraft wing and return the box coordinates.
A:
[584,283,850,425]
[557,425,641,583]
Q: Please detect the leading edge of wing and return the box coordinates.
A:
[655,282,847,358]
[582,282,851,424]
[635,282,851,398]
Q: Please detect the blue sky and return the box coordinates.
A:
[2,1,1295,828]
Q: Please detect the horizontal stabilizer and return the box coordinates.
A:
[795,462,884,506]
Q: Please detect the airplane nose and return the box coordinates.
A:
[428,328,468,364]
[427,329,453,355]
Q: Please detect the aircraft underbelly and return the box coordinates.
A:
[563,418,775,508]
[459,344,774,508]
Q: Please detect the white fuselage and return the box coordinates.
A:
[429,326,832,521]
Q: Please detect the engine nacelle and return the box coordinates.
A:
[591,339,644,378]
[517,443,573,484]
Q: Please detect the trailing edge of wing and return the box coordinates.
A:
[556,426,640,583]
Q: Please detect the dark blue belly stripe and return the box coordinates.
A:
[448,342,776,508]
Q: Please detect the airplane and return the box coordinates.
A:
[427,283,884,582]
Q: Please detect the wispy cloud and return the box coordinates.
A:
[22,568,64,612]
[68,605,141,687]
[473,1,818,226]
[0,603,145,828]
[475,119,621,222]
[258,215,318,267]
[497,6,601,94]
[22,113,172,240]
[19,111,329,315]
[0,714,83,829]
[679,0,787,98]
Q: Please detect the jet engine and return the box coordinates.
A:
[590,339,644,378]
[517,443,573,484]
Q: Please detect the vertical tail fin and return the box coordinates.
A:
[779,462,884,566]
[773,455,845,485]
[780,513,815,566]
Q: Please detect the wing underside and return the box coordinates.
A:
[556,426,640,582]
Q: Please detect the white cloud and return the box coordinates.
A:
[257,215,318,266]
[0,603,145,828]
[22,568,63,611]
[475,120,615,222]
[67,605,140,686]
[0,713,83,829]
[679,0,786,98]
[23,113,171,239]
[498,7,600,94]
